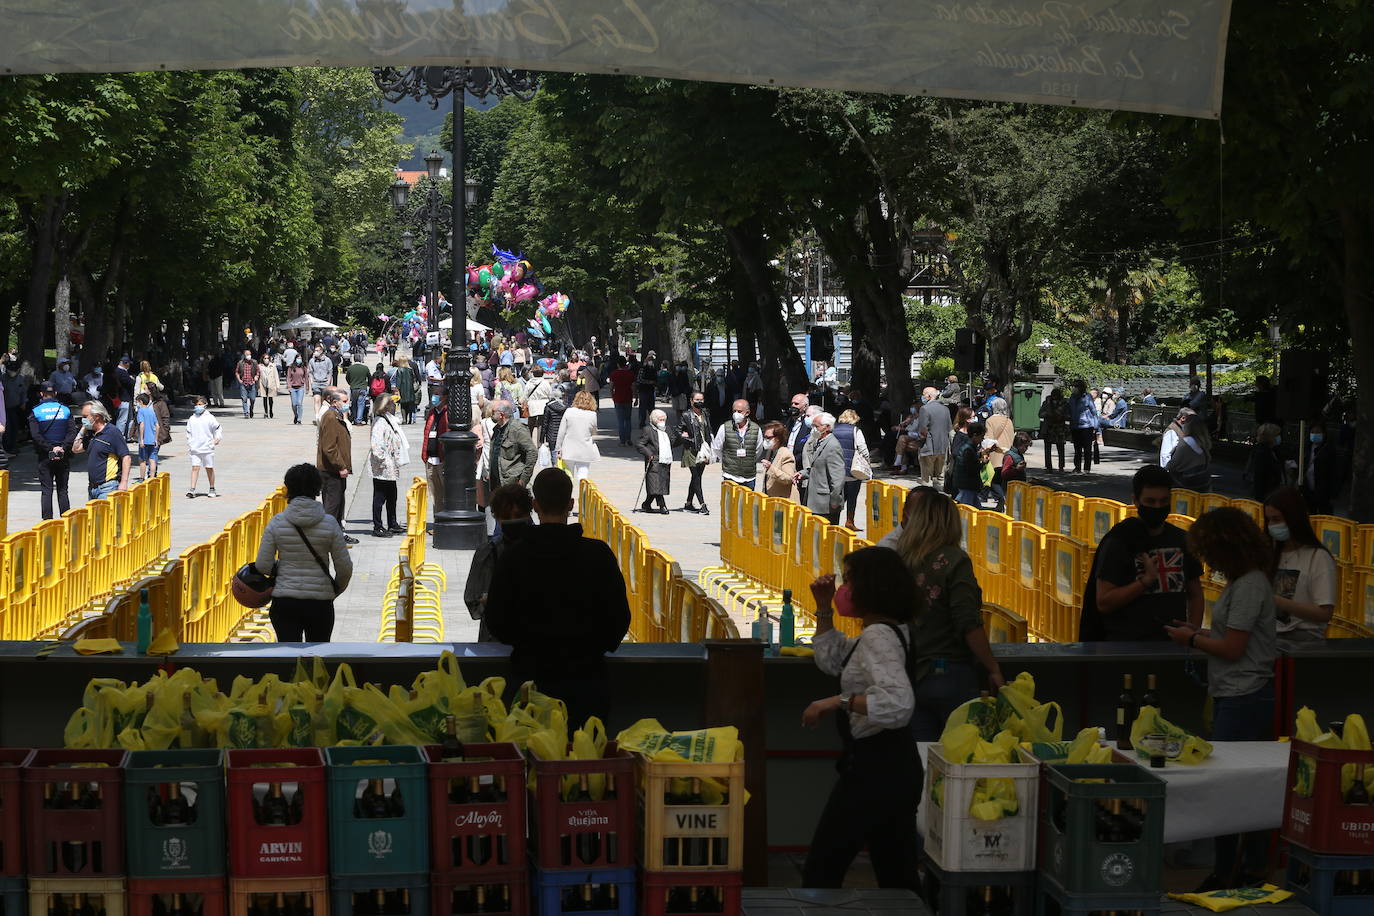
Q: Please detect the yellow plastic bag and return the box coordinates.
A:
[564,717,608,800]
[996,672,1062,742]
[1341,713,1371,797]
[614,719,743,764]
[968,730,1020,821]
[1167,885,1292,912]
[1130,705,1212,764]
[938,723,981,764]
[73,638,123,655]
[941,694,1004,742]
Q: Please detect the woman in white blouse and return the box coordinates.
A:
[801,546,920,891]
[1264,486,1337,648]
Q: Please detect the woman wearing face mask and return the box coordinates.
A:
[1263,487,1336,648]
[801,546,920,891]
[1244,423,1285,501]
[761,420,799,501]
[1301,422,1342,515]
[257,353,279,419]
[368,396,410,538]
[1038,387,1069,472]
[286,357,308,424]
[635,408,677,514]
[677,391,712,513]
[705,368,731,430]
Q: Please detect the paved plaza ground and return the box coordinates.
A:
[5,388,1257,646]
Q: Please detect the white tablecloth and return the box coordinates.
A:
[917,741,1291,844]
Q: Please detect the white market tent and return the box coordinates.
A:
[275,313,338,331]
[439,316,492,333]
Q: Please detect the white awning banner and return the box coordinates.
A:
[0,0,1232,118]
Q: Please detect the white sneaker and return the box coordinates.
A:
[207,489,221,498]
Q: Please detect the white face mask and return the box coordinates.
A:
[653,420,665,430]
[732,411,745,424]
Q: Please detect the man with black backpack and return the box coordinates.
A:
[1080,465,1204,641]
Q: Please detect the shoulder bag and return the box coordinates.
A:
[292,523,339,595]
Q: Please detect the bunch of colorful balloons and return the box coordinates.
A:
[528,292,571,338]
[467,245,573,340]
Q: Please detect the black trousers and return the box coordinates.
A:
[372,479,398,529]
[803,726,921,890]
[262,393,273,417]
[321,472,346,527]
[269,596,335,642]
[1070,427,1096,472]
[38,458,71,520]
[686,463,706,507]
[1044,438,1065,470]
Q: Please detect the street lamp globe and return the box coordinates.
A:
[425,150,444,181]
[400,230,415,252]
[389,177,409,210]
[464,178,479,207]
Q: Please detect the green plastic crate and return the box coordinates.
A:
[123,749,226,879]
[324,745,428,877]
[1039,762,1165,897]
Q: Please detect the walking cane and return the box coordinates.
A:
[632,458,648,512]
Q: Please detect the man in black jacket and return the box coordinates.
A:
[485,468,631,723]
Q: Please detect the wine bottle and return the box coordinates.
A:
[574,777,602,866]
[1141,674,1160,710]
[270,893,288,916]
[372,889,387,916]
[388,781,405,818]
[288,784,304,825]
[43,782,57,809]
[473,886,487,915]
[1116,675,1137,750]
[358,778,390,819]
[468,830,493,866]
[683,778,708,866]
[260,783,290,826]
[441,715,464,761]
[168,893,187,916]
[162,781,192,825]
[179,691,200,748]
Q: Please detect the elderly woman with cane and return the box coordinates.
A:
[635,408,677,514]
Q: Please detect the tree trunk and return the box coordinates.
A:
[846,306,882,404]
[112,282,130,356]
[665,303,692,366]
[54,276,72,361]
[19,195,67,372]
[722,220,807,419]
[1340,205,1372,522]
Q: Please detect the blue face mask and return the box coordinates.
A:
[431,395,441,407]
[1274,435,1281,446]
[194,404,207,416]
[1310,433,1324,444]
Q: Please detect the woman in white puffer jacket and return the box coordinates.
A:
[254,463,353,642]
[369,395,410,538]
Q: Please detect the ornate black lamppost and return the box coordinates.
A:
[372,66,537,550]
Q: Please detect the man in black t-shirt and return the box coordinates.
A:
[1091,465,1203,640]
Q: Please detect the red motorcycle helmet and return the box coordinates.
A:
[232,562,276,609]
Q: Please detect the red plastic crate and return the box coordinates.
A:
[1283,739,1374,855]
[0,749,33,876]
[226,748,327,879]
[528,742,636,871]
[229,876,328,916]
[128,876,227,916]
[430,868,529,916]
[23,748,128,878]
[423,743,527,877]
[640,870,742,916]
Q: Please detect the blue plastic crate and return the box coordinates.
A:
[1037,874,1160,916]
[324,745,429,877]
[329,871,429,916]
[531,866,636,916]
[1286,843,1374,915]
[1,875,24,916]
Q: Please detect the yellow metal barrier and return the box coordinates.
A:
[982,603,1028,644]
[0,476,170,640]
[0,469,8,536]
[1006,480,1029,522]
[378,477,445,643]
[1171,488,1202,519]
[1312,515,1355,565]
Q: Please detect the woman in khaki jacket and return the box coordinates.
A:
[761,420,800,500]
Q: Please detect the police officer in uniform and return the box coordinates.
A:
[30,382,79,519]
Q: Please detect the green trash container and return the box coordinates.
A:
[1011,382,1043,432]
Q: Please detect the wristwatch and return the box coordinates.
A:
[838,694,852,714]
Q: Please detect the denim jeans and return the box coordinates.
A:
[956,488,981,508]
[89,480,119,500]
[240,392,256,417]
[1211,683,1275,879]
[289,387,305,420]
[351,387,368,423]
[614,402,632,444]
[909,661,983,741]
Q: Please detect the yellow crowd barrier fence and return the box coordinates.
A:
[379,477,446,642]
[579,479,739,642]
[0,468,9,537]
[0,475,171,640]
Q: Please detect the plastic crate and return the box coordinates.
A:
[225,748,327,879]
[917,853,1035,916]
[22,748,128,878]
[128,876,227,916]
[528,742,636,871]
[330,871,430,916]
[530,866,636,916]
[125,749,227,879]
[1283,739,1374,855]
[0,750,33,877]
[636,751,745,873]
[1285,843,1374,915]
[422,743,527,877]
[27,878,126,916]
[1,876,24,916]
[228,876,328,916]
[921,745,1039,872]
[430,868,529,916]
[1036,875,1159,916]
[640,870,742,916]
[324,745,428,877]
[1039,762,1166,897]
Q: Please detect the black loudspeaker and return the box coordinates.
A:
[954,328,984,372]
[1277,349,1324,421]
[809,325,835,362]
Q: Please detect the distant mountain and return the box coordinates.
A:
[385,93,498,169]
